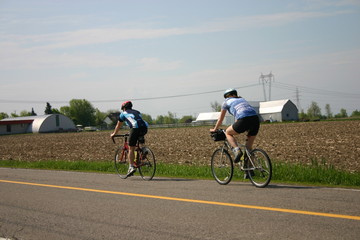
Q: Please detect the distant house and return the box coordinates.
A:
[103,112,120,129]
[260,99,299,122]
[195,99,298,124]
[0,114,76,135]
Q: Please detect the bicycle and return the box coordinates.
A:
[112,134,156,180]
[210,129,272,188]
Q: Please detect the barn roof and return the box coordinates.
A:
[0,119,34,125]
[196,112,221,121]
[259,99,291,114]
[1,115,52,122]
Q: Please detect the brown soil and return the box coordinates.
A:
[0,121,359,173]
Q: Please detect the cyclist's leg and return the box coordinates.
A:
[128,146,136,166]
[246,135,256,150]
[138,127,148,147]
[225,125,239,149]
[226,125,244,163]
[245,115,260,150]
[226,117,249,148]
[128,128,140,169]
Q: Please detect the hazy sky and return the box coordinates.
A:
[1,0,359,118]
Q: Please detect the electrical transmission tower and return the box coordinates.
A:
[259,72,275,101]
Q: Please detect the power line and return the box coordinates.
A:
[0,83,260,104]
[1,82,358,106]
[272,82,360,99]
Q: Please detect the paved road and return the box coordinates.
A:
[0,168,359,240]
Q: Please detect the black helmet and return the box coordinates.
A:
[121,101,132,110]
[223,88,237,98]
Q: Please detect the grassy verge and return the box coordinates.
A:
[0,160,359,188]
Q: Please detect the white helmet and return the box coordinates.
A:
[223,88,237,98]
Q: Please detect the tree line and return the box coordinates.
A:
[299,101,360,120]
[0,99,194,127]
[0,99,359,127]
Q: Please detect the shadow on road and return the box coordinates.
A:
[151,178,196,182]
[266,184,320,189]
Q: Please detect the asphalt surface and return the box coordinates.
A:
[0,168,359,240]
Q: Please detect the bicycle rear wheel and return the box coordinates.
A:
[211,148,233,185]
[114,147,129,179]
[247,149,272,188]
[138,147,156,180]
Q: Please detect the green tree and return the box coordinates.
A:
[325,104,332,118]
[52,108,61,114]
[142,113,153,125]
[351,110,360,117]
[298,110,308,121]
[0,112,9,120]
[163,112,177,124]
[20,110,32,116]
[335,108,348,118]
[307,101,321,119]
[155,115,164,124]
[179,115,194,123]
[94,108,107,126]
[45,102,53,114]
[10,112,19,117]
[31,108,37,116]
[60,106,71,118]
[68,99,96,126]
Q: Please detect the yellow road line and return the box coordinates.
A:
[1,179,360,221]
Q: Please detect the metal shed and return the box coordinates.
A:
[260,99,299,122]
[0,114,76,135]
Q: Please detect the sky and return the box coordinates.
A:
[1,0,359,119]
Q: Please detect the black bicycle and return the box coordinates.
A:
[210,129,272,187]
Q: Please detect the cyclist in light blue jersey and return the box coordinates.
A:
[111,101,148,176]
[210,88,260,163]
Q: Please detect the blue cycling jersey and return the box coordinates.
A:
[222,97,257,120]
[119,109,148,128]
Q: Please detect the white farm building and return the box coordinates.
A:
[0,114,76,135]
[195,112,234,125]
[195,99,298,124]
[259,99,299,122]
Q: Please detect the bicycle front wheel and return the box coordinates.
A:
[247,149,272,188]
[114,147,129,179]
[211,148,233,185]
[138,147,156,180]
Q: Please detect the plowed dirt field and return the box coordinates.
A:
[1,121,359,173]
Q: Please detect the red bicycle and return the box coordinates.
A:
[112,134,156,180]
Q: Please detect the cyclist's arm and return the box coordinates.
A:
[110,120,123,137]
[210,109,227,132]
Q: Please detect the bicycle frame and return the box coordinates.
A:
[221,138,253,170]
[112,134,145,167]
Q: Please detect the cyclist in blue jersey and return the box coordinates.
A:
[210,88,260,164]
[110,101,148,176]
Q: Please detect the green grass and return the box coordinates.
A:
[273,162,360,187]
[0,160,359,188]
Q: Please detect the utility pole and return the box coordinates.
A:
[259,72,275,101]
[295,87,302,111]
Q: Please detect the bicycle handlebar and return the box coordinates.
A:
[111,134,130,144]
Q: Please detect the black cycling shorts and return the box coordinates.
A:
[128,127,148,146]
[232,115,260,136]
